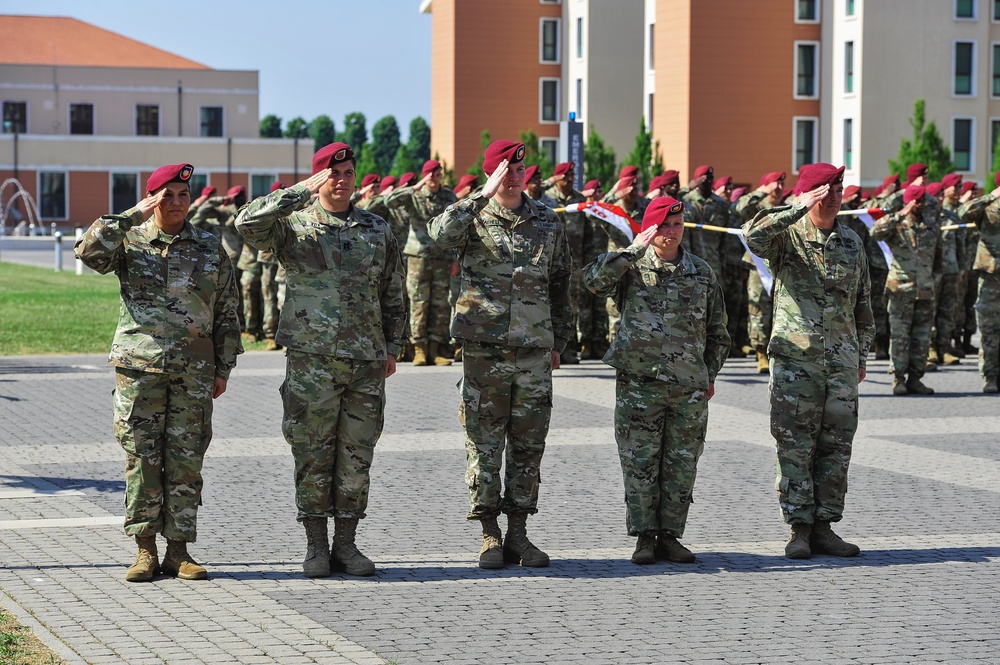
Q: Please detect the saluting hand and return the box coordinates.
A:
[991,185,1000,199]
[359,183,375,197]
[137,190,166,220]
[899,199,918,217]
[298,169,331,195]
[481,159,509,199]
[634,224,660,248]
[415,173,434,191]
[797,184,830,210]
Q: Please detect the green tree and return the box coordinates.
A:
[623,117,654,188]
[338,112,368,155]
[990,130,1000,189]
[408,117,432,164]
[584,126,617,186]
[434,151,455,186]
[355,148,379,181]
[651,140,665,181]
[259,114,283,138]
[519,129,553,176]
[391,144,419,178]
[370,115,401,175]
[889,99,955,181]
[467,129,492,175]
[309,114,336,152]
[284,116,309,139]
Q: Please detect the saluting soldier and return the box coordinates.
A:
[544,162,588,364]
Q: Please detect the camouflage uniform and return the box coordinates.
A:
[74,208,242,541]
[235,186,406,521]
[583,242,729,537]
[957,193,1000,384]
[743,204,874,525]
[428,192,573,518]
[386,185,458,346]
[682,187,729,281]
[870,204,941,381]
[600,192,648,342]
[952,199,980,348]
[736,191,778,354]
[191,197,245,325]
[934,204,962,356]
[723,202,750,353]
[237,242,264,338]
[842,210,890,356]
[258,250,280,338]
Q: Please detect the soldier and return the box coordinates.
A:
[736,171,786,372]
[956,180,982,357]
[449,174,480,362]
[186,185,215,221]
[603,167,649,343]
[355,174,381,210]
[930,174,964,366]
[841,184,889,361]
[957,177,1000,392]
[709,175,748,358]
[583,196,729,565]
[386,159,457,367]
[235,143,406,578]
[525,164,558,208]
[75,163,242,582]
[743,163,874,560]
[455,174,479,201]
[682,166,728,282]
[661,170,682,199]
[544,161,588,364]
[582,179,602,203]
[398,172,418,188]
[190,185,248,332]
[871,184,941,395]
[645,174,666,200]
[428,140,573,569]
[258,181,285,351]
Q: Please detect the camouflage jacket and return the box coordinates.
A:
[957,193,1000,274]
[358,193,407,250]
[870,205,942,299]
[235,185,406,359]
[937,205,961,275]
[743,204,875,369]
[74,209,242,379]
[736,190,779,268]
[583,243,729,390]
[601,192,648,249]
[944,198,975,272]
[428,192,574,352]
[682,188,729,278]
[190,197,244,262]
[544,185,593,258]
[385,185,458,258]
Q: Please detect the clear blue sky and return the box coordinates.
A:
[4,0,432,139]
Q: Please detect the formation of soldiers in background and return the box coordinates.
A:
[185,158,1000,396]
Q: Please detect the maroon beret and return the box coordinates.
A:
[969,179,983,192]
[903,184,925,204]
[648,175,666,192]
[582,179,601,194]
[399,172,417,187]
[380,175,397,190]
[483,140,525,175]
[730,186,747,203]
[693,165,713,179]
[925,182,944,197]
[269,181,285,193]
[226,185,246,199]
[361,174,380,189]
[843,184,861,200]
[794,163,845,195]
[619,175,637,191]
[881,174,901,191]
[873,183,885,197]
[524,164,541,183]
[312,142,355,175]
[456,174,479,191]
[201,185,216,197]
[941,173,962,190]
[906,163,929,182]
[760,171,786,187]
[146,163,194,194]
[640,196,685,232]
[554,162,574,176]
[619,165,639,179]
[662,170,680,187]
[713,175,732,190]
[421,159,441,176]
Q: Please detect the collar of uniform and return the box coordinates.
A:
[486,193,539,225]
[644,245,697,275]
[316,202,365,227]
[140,219,196,243]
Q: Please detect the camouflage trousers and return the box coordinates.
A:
[571,267,607,349]
[407,256,452,344]
[614,371,708,537]
[887,291,935,379]
[724,265,749,351]
[933,273,959,350]
[746,268,773,354]
[769,358,858,525]
[280,350,386,522]
[870,269,889,347]
[240,263,264,337]
[460,341,552,519]
[957,270,979,336]
[260,262,280,337]
[976,273,1000,381]
[113,368,213,541]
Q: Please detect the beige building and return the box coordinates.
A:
[0,15,311,229]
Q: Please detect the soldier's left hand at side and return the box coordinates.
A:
[385,355,397,378]
[212,377,227,399]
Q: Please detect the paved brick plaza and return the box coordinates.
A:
[1,351,998,664]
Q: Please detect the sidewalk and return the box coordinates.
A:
[1,351,998,664]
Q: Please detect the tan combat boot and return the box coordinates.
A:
[331,517,375,576]
[891,376,908,395]
[453,345,463,362]
[412,344,428,366]
[161,539,208,580]
[125,535,159,582]
[927,346,940,364]
[655,534,696,563]
[631,533,656,565]
[479,517,504,569]
[264,336,282,351]
[302,517,331,578]
[810,522,860,557]
[756,352,769,374]
[429,341,453,366]
[241,332,258,344]
[941,346,961,365]
[784,522,812,559]
[503,513,549,567]
[905,376,935,395]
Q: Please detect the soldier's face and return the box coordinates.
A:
[157,183,191,225]
[501,162,526,198]
[820,181,843,211]
[321,161,357,204]
[652,214,684,254]
[664,182,680,197]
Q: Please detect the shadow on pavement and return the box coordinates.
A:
[0,474,123,493]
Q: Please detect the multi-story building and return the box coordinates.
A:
[0,15,311,230]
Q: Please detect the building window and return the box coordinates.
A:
[539,0,560,3]
[540,138,558,166]
[846,0,855,16]
[993,44,1000,95]
[540,18,560,64]
[991,119,1000,166]
[795,42,820,98]
[251,174,276,200]
[796,0,819,23]
[39,172,67,219]
[953,118,974,171]
[844,41,855,93]
[648,23,655,70]
[200,106,224,137]
[954,42,976,95]
[956,0,976,18]
[2,101,27,133]
[793,117,818,172]
[136,104,159,136]
[844,118,854,170]
[540,78,560,123]
[576,78,583,117]
[111,173,138,214]
[648,93,654,133]
[69,103,94,135]
[189,173,208,197]
[576,17,583,59]
[994,0,1000,20]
